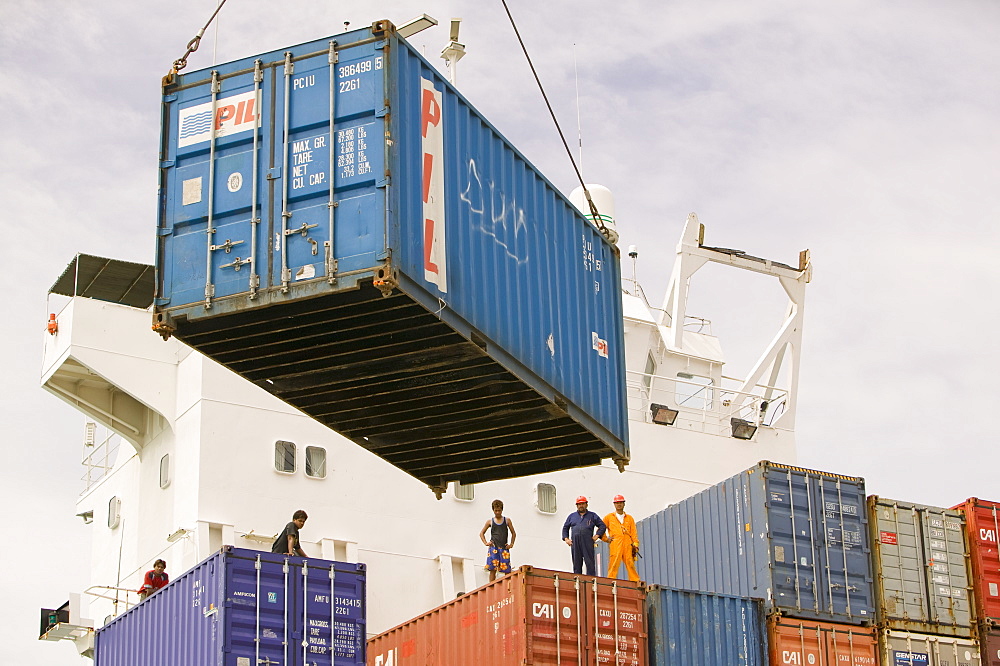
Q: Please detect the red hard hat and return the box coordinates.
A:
[575,496,588,504]
[613,494,626,503]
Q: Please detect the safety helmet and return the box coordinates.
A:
[613,494,626,503]
[575,495,588,504]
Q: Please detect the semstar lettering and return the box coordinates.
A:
[421,78,447,293]
[178,90,259,148]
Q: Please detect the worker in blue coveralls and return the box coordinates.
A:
[562,496,607,575]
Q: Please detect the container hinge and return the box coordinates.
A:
[281,268,292,292]
[154,297,170,306]
[283,53,294,76]
[203,605,218,618]
[163,93,178,102]
[376,174,390,188]
[284,222,318,237]
[376,106,389,118]
[253,59,263,83]
[157,227,173,237]
[204,283,215,308]
[267,167,282,180]
[221,256,251,271]
[160,159,175,168]
[211,238,245,253]
[328,41,339,64]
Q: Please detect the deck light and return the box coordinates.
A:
[650,403,679,426]
[730,418,758,440]
[397,14,438,38]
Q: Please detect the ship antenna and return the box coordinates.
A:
[499,1,612,242]
[574,44,584,178]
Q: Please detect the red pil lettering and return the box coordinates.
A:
[215,105,236,129]
[422,152,434,204]
[424,219,439,274]
[421,88,441,138]
[242,97,256,124]
[234,101,246,126]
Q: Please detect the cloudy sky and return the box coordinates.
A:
[2,0,998,662]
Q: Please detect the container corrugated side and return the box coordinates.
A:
[868,496,974,636]
[636,461,875,625]
[952,498,1000,629]
[366,566,646,665]
[645,586,765,666]
[879,629,981,666]
[153,20,628,491]
[983,630,1000,666]
[767,616,877,666]
[95,547,366,666]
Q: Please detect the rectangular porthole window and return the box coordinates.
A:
[453,482,474,501]
[305,446,327,479]
[274,441,296,473]
[159,454,170,489]
[535,483,557,514]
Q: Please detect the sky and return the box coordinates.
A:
[2,0,998,662]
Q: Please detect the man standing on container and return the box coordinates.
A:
[479,499,516,582]
[272,509,308,557]
[602,494,640,582]
[562,496,606,575]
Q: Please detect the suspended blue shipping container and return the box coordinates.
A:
[645,586,766,666]
[95,547,366,666]
[637,461,875,625]
[152,20,628,492]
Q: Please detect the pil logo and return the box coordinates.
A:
[980,528,997,544]
[178,90,259,149]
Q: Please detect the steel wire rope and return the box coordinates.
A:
[498,0,612,242]
[168,0,231,78]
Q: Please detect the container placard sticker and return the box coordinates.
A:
[894,651,929,666]
[178,90,259,148]
[592,332,608,358]
[880,531,898,545]
[420,77,447,294]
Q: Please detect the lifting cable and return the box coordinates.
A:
[498,0,613,242]
[166,0,231,81]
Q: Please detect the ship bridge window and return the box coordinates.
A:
[305,446,326,479]
[643,353,657,396]
[274,441,296,474]
[453,481,474,501]
[676,372,714,410]
[535,483,557,514]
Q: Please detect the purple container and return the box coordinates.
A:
[95,546,365,666]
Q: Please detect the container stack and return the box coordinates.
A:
[953,498,1000,666]
[635,461,879,665]
[867,496,981,665]
[366,566,646,665]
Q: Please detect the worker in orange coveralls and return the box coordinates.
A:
[602,495,640,582]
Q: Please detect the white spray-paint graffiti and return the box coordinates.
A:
[459,159,529,264]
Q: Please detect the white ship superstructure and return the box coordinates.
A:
[39,214,809,656]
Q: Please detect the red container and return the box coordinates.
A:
[768,616,878,666]
[983,630,1000,666]
[953,498,1000,628]
[367,566,646,665]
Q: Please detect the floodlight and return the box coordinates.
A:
[650,403,679,426]
[397,14,438,39]
[731,418,758,440]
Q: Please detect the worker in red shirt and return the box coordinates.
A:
[138,559,169,600]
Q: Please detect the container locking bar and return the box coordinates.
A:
[204,70,221,308]
[280,52,294,293]
[326,40,340,284]
[249,59,263,299]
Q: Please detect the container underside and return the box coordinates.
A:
[171,280,612,487]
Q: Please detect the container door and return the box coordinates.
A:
[824,624,878,666]
[268,41,388,294]
[524,572,589,663]
[223,552,295,666]
[293,561,366,666]
[872,500,930,626]
[583,577,646,666]
[922,510,972,631]
[970,502,1000,624]
[984,631,1000,666]
[768,618,827,666]
[813,476,872,623]
[884,633,981,666]
[161,63,271,308]
[765,468,822,617]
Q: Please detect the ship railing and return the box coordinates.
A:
[83,585,140,616]
[81,428,120,493]
[626,371,789,435]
